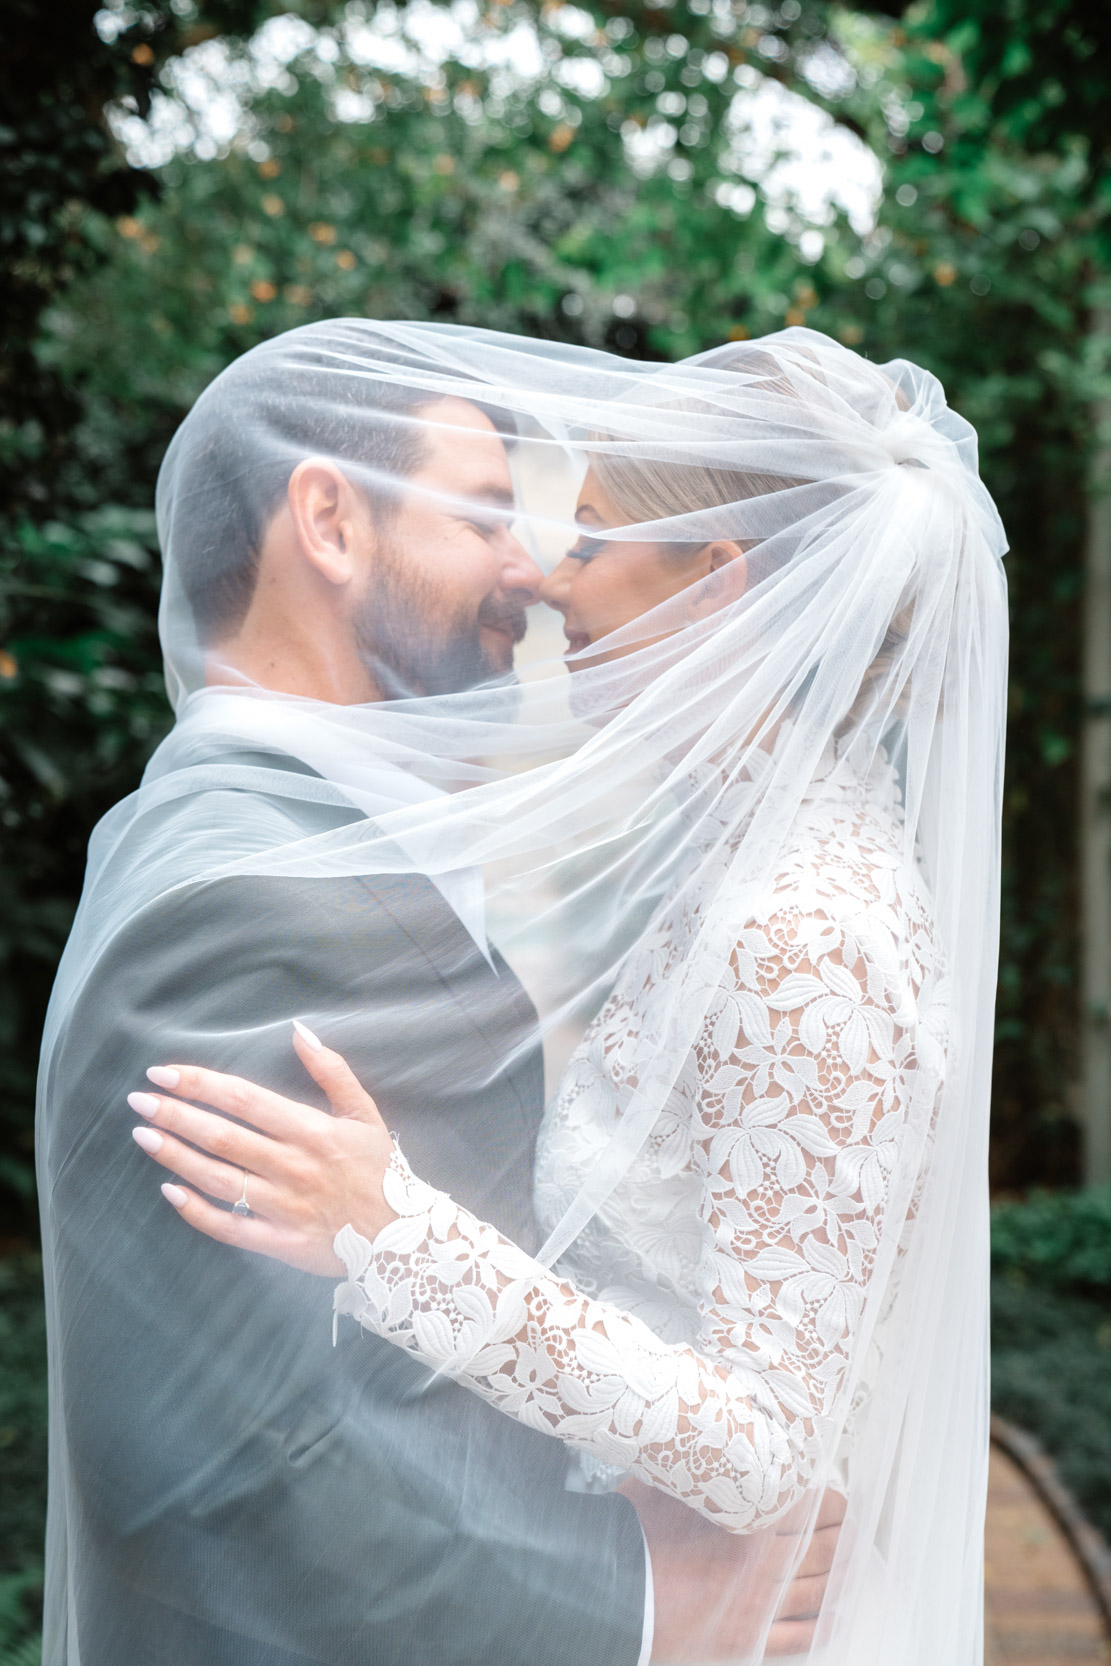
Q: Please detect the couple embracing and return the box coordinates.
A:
[37,320,1007,1666]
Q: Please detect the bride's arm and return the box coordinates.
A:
[131,876,934,1534]
[328,891,926,1534]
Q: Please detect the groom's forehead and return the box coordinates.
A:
[413,395,515,504]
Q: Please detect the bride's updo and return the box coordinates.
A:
[585,343,915,722]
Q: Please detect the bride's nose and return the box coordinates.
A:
[538,556,575,615]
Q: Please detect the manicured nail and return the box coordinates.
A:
[128,1092,160,1118]
[292,1019,322,1052]
[132,1126,163,1155]
[147,1066,180,1090]
[161,1183,188,1209]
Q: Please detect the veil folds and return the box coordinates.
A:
[39,319,1007,1666]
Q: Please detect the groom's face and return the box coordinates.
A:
[353,396,542,698]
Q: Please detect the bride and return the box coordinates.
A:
[126,327,1007,1663]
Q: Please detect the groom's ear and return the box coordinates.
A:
[287,457,369,587]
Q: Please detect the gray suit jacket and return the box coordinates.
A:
[43,764,645,1665]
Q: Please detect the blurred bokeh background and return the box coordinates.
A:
[2,0,1110,1656]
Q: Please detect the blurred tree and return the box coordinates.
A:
[0,0,301,518]
[930,0,1111,1190]
[844,0,1111,1177]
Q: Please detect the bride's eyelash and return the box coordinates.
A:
[568,535,605,562]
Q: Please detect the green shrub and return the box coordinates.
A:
[0,1256,46,1665]
[0,1258,47,1577]
[0,511,170,1224]
[991,1185,1111,1296]
[0,1568,42,1666]
[990,1186,1111,1540]
[991,1278,1111,1540]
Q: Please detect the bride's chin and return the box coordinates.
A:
[563,629,593,659]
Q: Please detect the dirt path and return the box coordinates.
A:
[985,1443,1111,1665]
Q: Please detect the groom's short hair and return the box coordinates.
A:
[166,335,514,641]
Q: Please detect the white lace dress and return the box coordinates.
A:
[333,745,946,1535]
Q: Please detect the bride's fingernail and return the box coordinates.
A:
[147,1066,180,1090]
[161,1183,188,1209]
[128,1092,160,1118]
[132,1126,163,1155]
[292,1019,323,1052]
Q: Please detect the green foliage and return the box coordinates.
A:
[0,0,288,523]
[991,1280,1111,1542]
[49,3,848,375]
[912,0,1111,184]
[0,1568,42,1666]
[0,513,169,1208]
[821,3,1108,1184]
[0,1574,41,1666]
[0,1255,47,1665]
[991,1185,1111,1536]
[0,1257,48,1577]
[842,0,1111,1182]
[992,1185,1111,1296]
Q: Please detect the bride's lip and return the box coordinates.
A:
[564,630,591,655]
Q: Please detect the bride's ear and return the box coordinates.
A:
[699,540,747,608]
[679,539,747,622]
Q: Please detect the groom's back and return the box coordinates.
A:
[39,774,644,1666]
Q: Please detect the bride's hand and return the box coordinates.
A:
[127,1023,398,1276]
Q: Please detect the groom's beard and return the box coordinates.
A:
[354,545,528,699]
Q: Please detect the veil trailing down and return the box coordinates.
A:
[38,319,1007,1666]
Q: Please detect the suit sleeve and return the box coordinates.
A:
[43,871,647,1666]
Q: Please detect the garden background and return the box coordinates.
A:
[2,0,1111,1656]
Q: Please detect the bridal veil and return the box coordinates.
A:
[38,319,1007,1664]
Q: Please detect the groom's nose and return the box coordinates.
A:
[496,530,544,604]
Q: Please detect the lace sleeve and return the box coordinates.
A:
[332,861,932,1534]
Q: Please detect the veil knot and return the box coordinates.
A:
[881,409,956,476]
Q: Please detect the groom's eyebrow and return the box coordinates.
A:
[463,482,516,514]
[420,479,517,518]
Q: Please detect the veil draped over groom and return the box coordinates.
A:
[37,319,1007,1665]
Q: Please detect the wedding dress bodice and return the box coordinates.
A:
[334,741,947,1533]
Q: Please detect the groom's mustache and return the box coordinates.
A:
[477,595,529,647]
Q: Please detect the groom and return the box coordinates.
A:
[41,333,833,1664]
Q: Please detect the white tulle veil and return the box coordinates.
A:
[38,318,1007,1666]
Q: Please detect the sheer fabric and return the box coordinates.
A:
[333,736,945,1538]
[38,318,1006,1666]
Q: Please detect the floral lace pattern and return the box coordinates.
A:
[333,748,946,1533]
